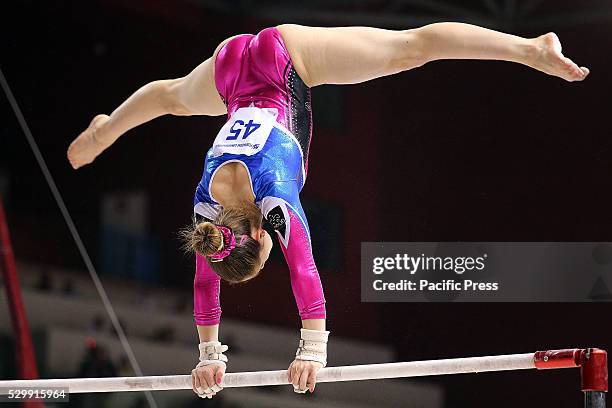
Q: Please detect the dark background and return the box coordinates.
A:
[1,1,611,407]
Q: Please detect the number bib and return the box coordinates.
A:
[212,107,278,157]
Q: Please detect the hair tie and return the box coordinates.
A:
[209,226,243,262]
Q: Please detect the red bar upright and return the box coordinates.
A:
[581,349,608,393]
[0,199,44,408]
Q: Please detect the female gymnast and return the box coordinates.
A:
[67,23,589,398]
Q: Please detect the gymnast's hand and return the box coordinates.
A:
[67,114,112,169]
[288,359,323,393]
[191,362,225,399]
[192,340,228,398]
[290,328,330,393]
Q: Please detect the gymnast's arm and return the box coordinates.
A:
[67,52,227,169]
[261,190,329,393]
[192,252,227,398]
[264,197,327,330]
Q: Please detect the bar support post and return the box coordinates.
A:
[582,349,608,408]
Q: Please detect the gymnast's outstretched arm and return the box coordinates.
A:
[277,22,589,87]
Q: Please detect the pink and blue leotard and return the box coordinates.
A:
[192,27,326,325]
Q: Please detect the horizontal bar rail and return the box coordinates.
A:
[0,349,606,396]
[1,353,537,393]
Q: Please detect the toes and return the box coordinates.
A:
[562,57,580,73]
[572,67,587,81]
[580,67,590,77]
[560,58,584,81]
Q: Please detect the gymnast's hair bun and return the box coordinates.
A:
[188,222,223,257]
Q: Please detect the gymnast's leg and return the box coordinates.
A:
[67,36,239,169]
[276,23,589,87]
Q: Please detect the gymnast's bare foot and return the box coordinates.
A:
[67,114,111,169]
[529,33,589,82]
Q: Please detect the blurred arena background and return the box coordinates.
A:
[1,1,612,407]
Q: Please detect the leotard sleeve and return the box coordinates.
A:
[192,213,222,326]
[194,253,222,326]
[260,183,326,320]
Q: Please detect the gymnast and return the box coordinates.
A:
[67,22,589,398]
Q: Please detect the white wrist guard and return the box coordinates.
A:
[196,341,228,368]
[294,328,330,367]
[194,341,228,399]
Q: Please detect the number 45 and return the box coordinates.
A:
[226,120,260,141]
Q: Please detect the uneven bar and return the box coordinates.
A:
[0,348,606,402]
[0,352,537,393]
